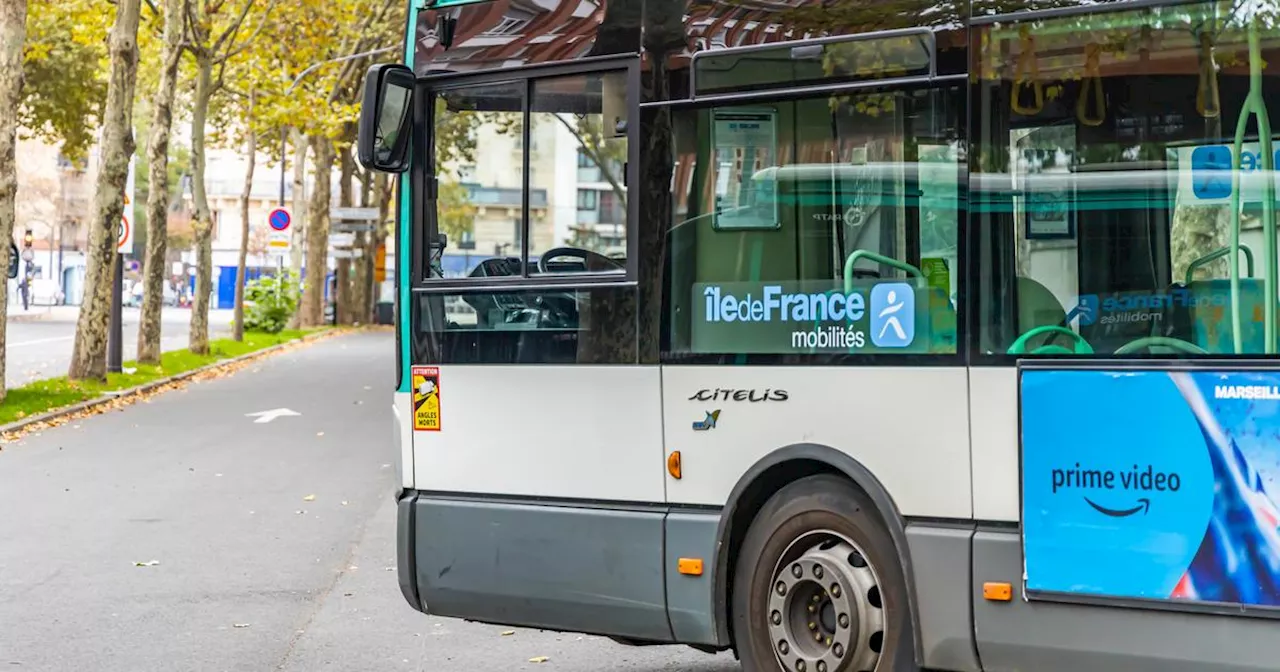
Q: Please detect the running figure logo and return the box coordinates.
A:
[870,283,915,348]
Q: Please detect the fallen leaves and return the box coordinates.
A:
[133,560,160,567]
[528,656,549,663]
[303,494,316,502]
[0,331,341,445]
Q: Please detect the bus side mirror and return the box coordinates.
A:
[8,242,17,279]
[357,63,415,173]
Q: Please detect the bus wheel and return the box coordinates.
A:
[731,474,911,672]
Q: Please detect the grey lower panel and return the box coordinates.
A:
[397,494,423,613]
[412,496,674,642]
[974,529,1280,672]
[664,510,721,646]
[905,524,980,672]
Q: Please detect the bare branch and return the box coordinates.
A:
[210,0,257,55]
[218,0,280,63]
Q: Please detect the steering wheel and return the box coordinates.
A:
[1007,325,1094,355]
[537,247,624,274]
[1113,336,1208,355]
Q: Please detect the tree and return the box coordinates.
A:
[68,0,141,381]
[298,133,332,326]
[232,86,256,341]
[0,0,28,401]
[137,0,186,364]
[183,0,277,355]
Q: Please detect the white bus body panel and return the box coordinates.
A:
[662,366,973,519]
[968,367,1020,522]
[412,365,666,503]
[394,391,414,490]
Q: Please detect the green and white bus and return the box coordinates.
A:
[359,1,1280,670]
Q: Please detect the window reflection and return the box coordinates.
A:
[974,0,1280,357]
[529,71,629,274]
[665,86,963,363]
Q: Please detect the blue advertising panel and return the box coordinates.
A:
[1021,367,1280,610]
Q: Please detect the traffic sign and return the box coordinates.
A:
[268,207,291,231]
[117,215,132,251]
[267,229,291,254]
[328,232,355,248]
[330,207,379,221]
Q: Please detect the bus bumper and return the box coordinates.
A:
[397,490,425,613]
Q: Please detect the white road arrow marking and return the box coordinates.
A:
[245,408,301,424]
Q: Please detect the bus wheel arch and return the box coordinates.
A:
[711,443,922,667]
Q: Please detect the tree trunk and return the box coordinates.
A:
[0,0,28,399]
[137,0,183,365]
[299,135,332,327]
[233,90,257,341]
[69,0,140,381]
[353,167,374,324]
[335,144,354,324]
[370,171,392,323]
[188,53,215,355]
[288,126,307,279]
[285,126,307,329]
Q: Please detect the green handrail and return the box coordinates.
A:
[843,250,924,293]
[1185,244,1254,285]
[1230,19,1277,355]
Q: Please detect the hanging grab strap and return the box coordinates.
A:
[1012,28,1043,116]
[1077,43,1106,126]
[1230,20,1277,354]
[1197,32,1221,118]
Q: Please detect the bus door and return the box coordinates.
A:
[404,65,675,642]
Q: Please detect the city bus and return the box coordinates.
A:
[358,0,1280,670]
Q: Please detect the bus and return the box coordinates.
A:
[358,1,1280,670]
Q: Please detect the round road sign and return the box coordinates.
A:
[268,208,291,231]
[117,216,130,250]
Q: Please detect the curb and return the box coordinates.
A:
[7,310,53,323]
[0,327,345,438]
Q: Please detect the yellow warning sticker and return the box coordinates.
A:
[412,366,441,431]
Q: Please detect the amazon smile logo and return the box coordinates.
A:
[1051,463,1182,517]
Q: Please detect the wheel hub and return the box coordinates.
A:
[766,534,884,672]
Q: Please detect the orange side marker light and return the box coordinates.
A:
[678,558,703,576]
[667,451,682,479]
[983,582,1012,602]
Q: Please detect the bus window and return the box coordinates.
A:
[664,85,962,363]
[974,2,1280,358]
[434,81,527,280]
[529,71,629,273]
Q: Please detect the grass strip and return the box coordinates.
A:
[0,328,324,425]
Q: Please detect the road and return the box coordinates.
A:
[5,306,234,387]
[0,331,741,671]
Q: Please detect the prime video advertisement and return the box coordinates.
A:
[1021,368,1280,609]
[689,279,956,354]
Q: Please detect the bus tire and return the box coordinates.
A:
[731,474,913,672]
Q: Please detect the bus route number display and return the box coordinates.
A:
[412,366,441,431]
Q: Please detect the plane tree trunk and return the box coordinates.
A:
[137,0,184,364]
[69,0,141,380]
[0,0,28,398]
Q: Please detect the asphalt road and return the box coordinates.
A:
[5,307,234,387]
[0,331,742,672]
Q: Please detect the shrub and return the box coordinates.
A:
[243,273,299,333]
